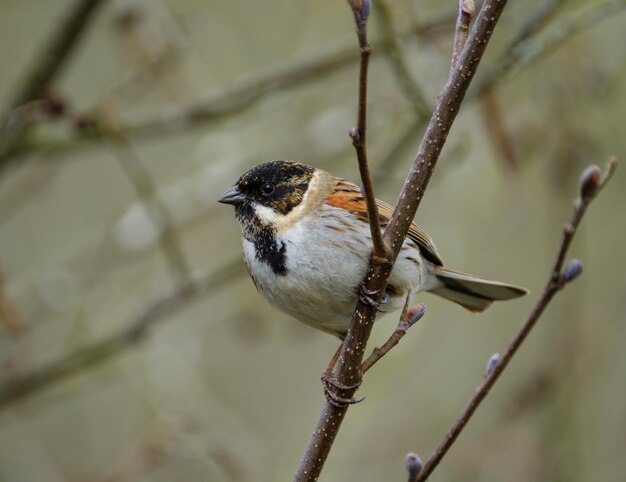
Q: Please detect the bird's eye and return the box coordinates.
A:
[261,183,275,196]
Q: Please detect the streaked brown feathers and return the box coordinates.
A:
[326,179,443,265]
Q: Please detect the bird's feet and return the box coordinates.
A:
[358,285,386,313]
[321,370,365,408]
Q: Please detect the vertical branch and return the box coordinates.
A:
[451,0,475,72]
[347,0,388,259]
[377,1,431,117]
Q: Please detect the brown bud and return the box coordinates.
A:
[579,164,602,201]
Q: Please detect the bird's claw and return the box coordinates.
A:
[321,371,365,408]
[358,286,386,312]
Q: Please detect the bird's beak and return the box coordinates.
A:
[218,185,246,205]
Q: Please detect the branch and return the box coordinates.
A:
[414,157,617,481]
[294,2,510,480]
[377,0,431,117]
[0,259,242,409]
[0,0,108,160]
[108,135,192,287]
[347,1,388,259]
[3,0,108,111]
[451,0,475,72]
[361,299,425,374]
[0,13,455,173]
[476,0,626,93]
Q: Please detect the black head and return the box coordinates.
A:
[218,161,315,215]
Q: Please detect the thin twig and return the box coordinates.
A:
[361,297,425,374]
[0,258,242,409]
[294,2,510,480]
[451,0,475,72]
[414,158,617,481]
[347,1,388,259]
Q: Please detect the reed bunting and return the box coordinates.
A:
[219,161,527,339]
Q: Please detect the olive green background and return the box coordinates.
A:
[0,1,625,481]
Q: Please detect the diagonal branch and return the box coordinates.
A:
[0,259,242,409]
[414,158,617,481]
[293,2,510,480]
[0,0,109,162]
[347,1,388,259]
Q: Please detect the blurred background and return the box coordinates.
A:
[0,0,625,480]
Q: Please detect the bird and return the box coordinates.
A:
[218,160,528,340]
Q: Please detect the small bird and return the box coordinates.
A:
[219,160,527,340]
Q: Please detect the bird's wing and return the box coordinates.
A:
[327,179,443,265]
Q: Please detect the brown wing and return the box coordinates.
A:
[327,179,443,265]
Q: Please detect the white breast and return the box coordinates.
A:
[243,204,430,336]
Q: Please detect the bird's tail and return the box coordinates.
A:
[429,266,528,312]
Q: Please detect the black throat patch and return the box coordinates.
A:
[236,203,287,275]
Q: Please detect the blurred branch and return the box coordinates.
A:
[294,1,510,480]
[377,1,431,117]
[376,0,620,181]
[0,259,243,410]
[478,0,561,172]
[479,89,519,171]
[108,136,192,287]
[0,261,26,338]
[0,0,108,160]
[3,0,108,111]
[414,158,617,481]
[0,12,454,173]
[476,0,626,93]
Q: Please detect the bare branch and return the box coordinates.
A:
[347,0,388,259]
[451,0,475,72]
[361,298,425,374]
[0,0,108,162]
[294,2,510,480]
[415,158,617,481]
[0,259,242,409]
[3,0,108,111]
